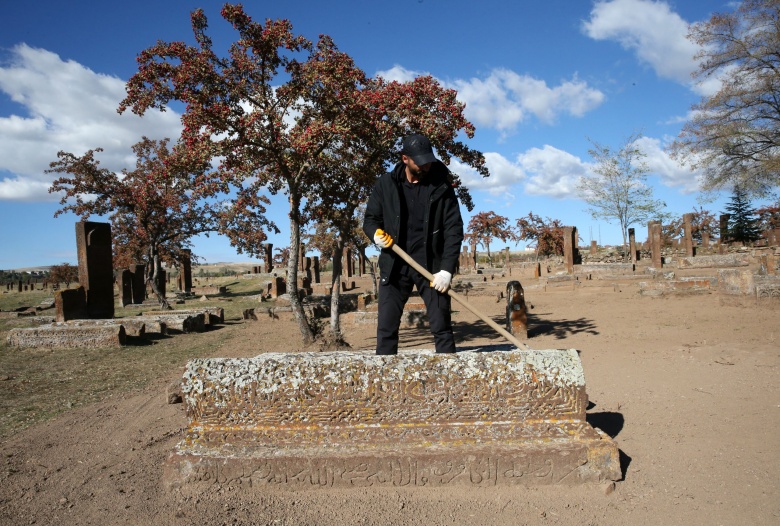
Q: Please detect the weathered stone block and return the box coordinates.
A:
[718,269,755,296]
[7,323,126,349]
[678,254,749,269]
[165,348,620,489]
[191,286,226,296]
[144,308,223,326]
[124,316,168,335]
[140,312,205,332]
[639,279,713,296]
[55,286,87,322]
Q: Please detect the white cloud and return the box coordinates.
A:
[453,69,605,131]
[449,145,588,199]
[452,152,527,196]
[634,135,703,193]
[518,145,589,198]
[0,44,181,202]
[582,0,717,96]
[377,65,605,133]
[375,65,426,83]
[0,176,53,201]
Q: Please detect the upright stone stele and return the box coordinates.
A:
[119,269,133,307]
[180,250,192,294]
[165,349,621,489]
[75,221,114,319]
[650,222,663,269]
[563,227,577,274]
[683,213,694,257]
[130,263,146,304]
[55,286,88,322]
[720,214,730,246]
[589,240,597,256]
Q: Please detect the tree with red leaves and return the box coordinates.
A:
[666,207,720,244]
[47,137,240,308]
[48,263,79,288]
[119,5,488,344]
[465,212,516,264]
[515,213,565,259]
[755,200,780,236]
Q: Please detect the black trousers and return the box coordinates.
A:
[376,264,456,355]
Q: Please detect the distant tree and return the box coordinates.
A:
[465,212,516,263]
[48,263,79,288]
[724,186,762,243]
[47,137,235,308]
[515,213,565,259]
[273,247,290,268]
[670,0,780,197]
[690,206,720,243]
[665,207,720,244]
[755,199,780,235]
[577,133,666,257]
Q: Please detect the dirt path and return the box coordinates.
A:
[1,284,778,525]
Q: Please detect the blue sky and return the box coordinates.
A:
[0,0,757,268]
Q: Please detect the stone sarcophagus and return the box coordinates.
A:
[165,348,620,489]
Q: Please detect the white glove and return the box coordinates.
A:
[373,229,393,248]
[431,270,452,293]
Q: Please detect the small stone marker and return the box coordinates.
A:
[506,281,528,339]
[165,348,620,489]
[55,286,88,322]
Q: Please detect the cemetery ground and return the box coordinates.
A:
[0,266,779,525]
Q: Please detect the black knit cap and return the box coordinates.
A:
[401,134,437,166]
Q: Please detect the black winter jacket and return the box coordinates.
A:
[363,161,464,284]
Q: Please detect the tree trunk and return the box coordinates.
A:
[148,246,170,310]
[329,240,343,339]
[288,193,314,345]
[620,223,629,262]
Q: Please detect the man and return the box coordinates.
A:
[363,133,464,355]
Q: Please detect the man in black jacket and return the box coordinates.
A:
[363,134,464,355]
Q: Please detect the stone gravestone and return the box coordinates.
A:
[75,221,114,319]
[55,286,88,322]
[130,263,146,304]
[119,269,133,307]
[270,276,286,298]
[563,227,578,274]
[648,221,662,269]
[179,250,192,294]
[683,213,694,257]
[165,349,621,489]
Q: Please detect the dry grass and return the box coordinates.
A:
[0,274,277,438]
